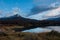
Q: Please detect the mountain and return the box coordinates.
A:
[0,14,40,27]
[47,17,60,21]
[0,14,60,31]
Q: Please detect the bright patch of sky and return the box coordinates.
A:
[45,7,60,17]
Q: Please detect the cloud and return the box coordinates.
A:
[27,2,60,20]
[12,7,20,15]
[28,2,60,16]
[42,2,60,18]
[28,6,55,16]
[44,7,60,18]
[0,10,5,18]
[0,7,24,18]
[5,7,21,17]
[0,10,3,15]
[49,2,60,8]
[0,7,20,17]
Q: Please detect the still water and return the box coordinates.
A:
[22,26,60,33]
[22,27,51,33]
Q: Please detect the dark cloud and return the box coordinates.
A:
[27,5,58,16]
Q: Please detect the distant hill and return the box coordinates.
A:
[47,17,60,21]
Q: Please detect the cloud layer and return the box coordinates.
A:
[27,1,60,16]
[27,2,60,20]
[45,7,60,18]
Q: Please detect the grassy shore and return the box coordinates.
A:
[0,25,60,40]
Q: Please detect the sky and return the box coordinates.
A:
[25,0,60,20]
[0,0,60,17]
[27,7,60,20]
[0,0,34,17]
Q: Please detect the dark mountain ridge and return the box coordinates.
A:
[0,14,60,31]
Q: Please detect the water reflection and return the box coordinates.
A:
[46,26,60,32]
[22,27,51,33]
[22,26,60,33]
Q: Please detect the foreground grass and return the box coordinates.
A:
[0,31,60,40]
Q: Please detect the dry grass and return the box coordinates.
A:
[0,31,60,40]
[0,25,60,40]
